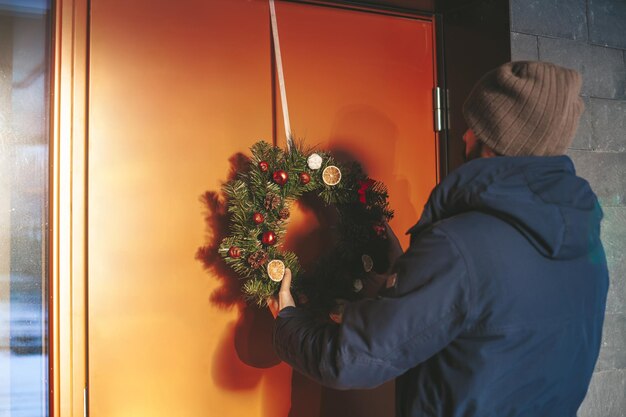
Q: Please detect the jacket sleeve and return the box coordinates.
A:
[272,226,473,390]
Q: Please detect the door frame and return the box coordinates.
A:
[50,0,89,416]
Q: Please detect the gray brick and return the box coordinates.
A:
[578,369,626,417]
[568,151,626,207]
[571,96,593,150]
[511,32,539,61]
[601,207,626,314]
[567,97,625,152]
[539,37,626,99]
[596,314,626,372]
[587,98,626,152]
[588,0,626,49]
[510,0,587,40]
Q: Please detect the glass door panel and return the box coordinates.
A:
[0,1,52,416]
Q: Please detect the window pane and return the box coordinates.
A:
[0,1,52,416]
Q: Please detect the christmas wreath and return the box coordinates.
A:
[219,141,393,308]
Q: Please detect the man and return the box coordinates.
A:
[269,61,608,416]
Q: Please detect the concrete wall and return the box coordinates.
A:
[509,1,626,415]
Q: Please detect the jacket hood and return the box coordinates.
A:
[409,156,603,259]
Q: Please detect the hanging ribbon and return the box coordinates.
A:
[269,0,294,152]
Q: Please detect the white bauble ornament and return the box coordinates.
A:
[361,254,374,272]
[307,153,323,170]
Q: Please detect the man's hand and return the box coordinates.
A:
[267,224,402,318]
[268,268,295,318]
[360,223,403,297]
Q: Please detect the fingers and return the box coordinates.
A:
[280,268,292,294]
[361,270,389,297]
[268,269,295,318]
[267,296,279,318]
[278,268,296,310]
[364,270,388,283]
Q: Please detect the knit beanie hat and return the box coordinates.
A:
[463,61,584,156]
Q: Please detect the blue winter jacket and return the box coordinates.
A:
[273,155,609,417]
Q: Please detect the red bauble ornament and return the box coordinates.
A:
[252,212,264,224]
[357,179,376,204]
[272,170,289,186]
[372,222,387,239]
[259,161,269,172]
[261,231,277,246]
[299,172,311,185]
[228,246,241,258]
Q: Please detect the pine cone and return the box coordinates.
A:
[247,250,269,269]
[264,193,281,211]
[279,207,290,220]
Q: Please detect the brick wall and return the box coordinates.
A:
[509,1,626,415]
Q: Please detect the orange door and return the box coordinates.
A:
[87,1,437,416]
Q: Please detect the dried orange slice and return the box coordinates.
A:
[322,165,342,186]
[267,259,286,282]
[361,254,373,272]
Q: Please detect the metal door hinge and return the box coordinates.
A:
[433,87,449,132]
[84,387,88,417]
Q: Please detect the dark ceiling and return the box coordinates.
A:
[325,0,486,14]
[342,0,436,12]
